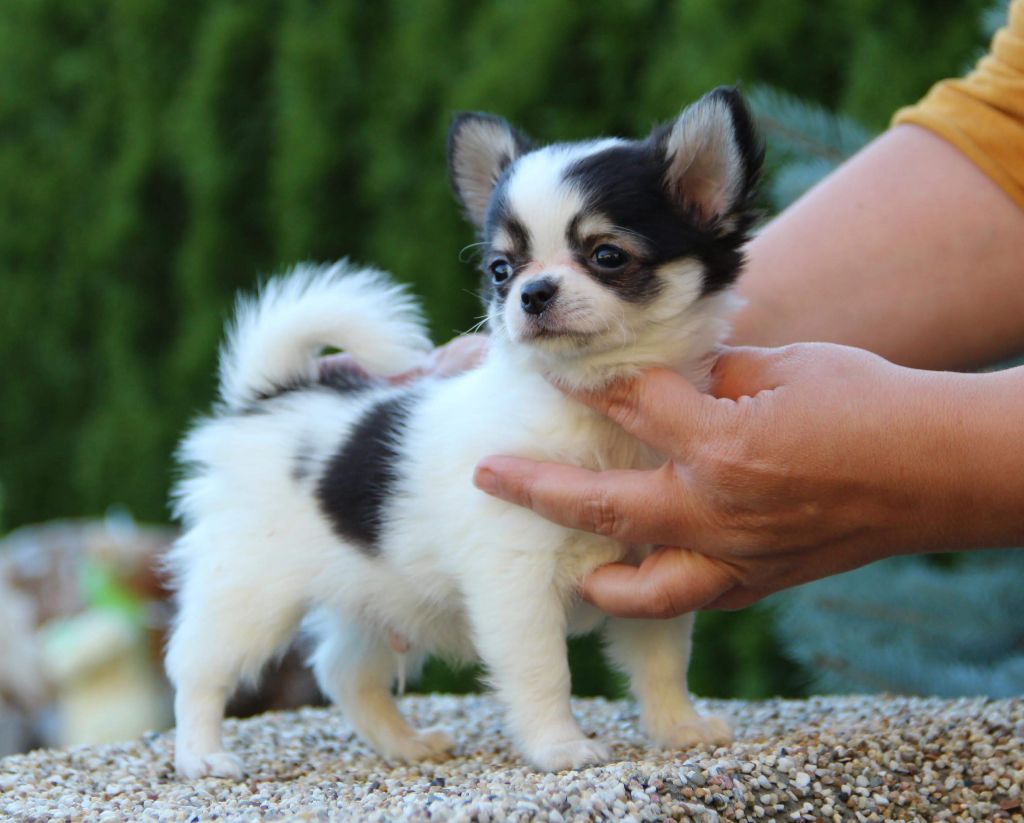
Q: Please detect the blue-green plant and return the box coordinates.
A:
[776,552,1024,697]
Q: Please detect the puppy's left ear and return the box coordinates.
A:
[658,87,763,229]
[448,112,532,231]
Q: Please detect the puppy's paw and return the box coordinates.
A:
[528,737,611,772]
[384,726,456,763]
[654,714,732,750]
[175,750,244,780]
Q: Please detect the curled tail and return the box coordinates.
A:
[218,261,432,409]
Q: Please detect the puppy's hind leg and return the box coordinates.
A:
[604,614,731,750]
[166,566,304,779]
[310,616,454,763]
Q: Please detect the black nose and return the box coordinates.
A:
[520,278,558,315]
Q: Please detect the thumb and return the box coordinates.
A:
[709,345,794,400]
[581,546,738,618]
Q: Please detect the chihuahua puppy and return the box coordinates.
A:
[166,86,762,779]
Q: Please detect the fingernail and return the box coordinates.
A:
[473,466,499,495]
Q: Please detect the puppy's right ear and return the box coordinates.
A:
[448,113,531,231]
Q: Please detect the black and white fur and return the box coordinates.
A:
[165,87,763,779]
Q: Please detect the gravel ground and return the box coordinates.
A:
[1,694,1021,822]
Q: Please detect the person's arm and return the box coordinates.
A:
[474,345,1024,617]
[730,125,1024,369]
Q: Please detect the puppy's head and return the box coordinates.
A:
[448,88,762,368]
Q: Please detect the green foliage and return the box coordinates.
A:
[0,0,993,699]
[775,552,1024,697]
[748,86,874,210]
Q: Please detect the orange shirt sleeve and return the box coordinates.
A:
[893,0,1024,210]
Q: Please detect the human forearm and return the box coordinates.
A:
[920,365,1024,550]
[731,126,1024,370]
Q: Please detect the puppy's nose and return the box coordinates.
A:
[521,277,559,315]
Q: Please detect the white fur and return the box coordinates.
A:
[504,142,623,263]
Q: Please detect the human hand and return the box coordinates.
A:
[473,343,980,617]
[319,333,488,383]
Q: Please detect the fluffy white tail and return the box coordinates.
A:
[218,261,432,409]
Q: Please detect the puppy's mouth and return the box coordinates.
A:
[524,324,590,340]
[516,312,599,345]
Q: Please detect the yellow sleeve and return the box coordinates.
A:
[893,0,1024,210]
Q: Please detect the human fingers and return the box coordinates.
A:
[390,333,488,383]
[707,346,788,400]
[474,457,691,546]
[322,334,489,385]
[581,547,739,618]
[566,368,721,455]
[426,333,489,377]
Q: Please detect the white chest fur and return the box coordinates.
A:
[324,347,650,662]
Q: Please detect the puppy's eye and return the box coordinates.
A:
[489,259,512,283]
[592,244,628,268]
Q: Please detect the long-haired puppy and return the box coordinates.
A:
[166,87,762,779]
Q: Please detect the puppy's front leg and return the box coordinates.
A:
[464,553,609,771]
[605,614,731,749]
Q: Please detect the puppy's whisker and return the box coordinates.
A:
[605,306,630,347]
[461,316,490,335]
[458,242,488,263]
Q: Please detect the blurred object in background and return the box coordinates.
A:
[776,551,1024,697]
[0,511,323,757]
[0,573,47,757]
[0,512,174,755]
[41,608,167,747]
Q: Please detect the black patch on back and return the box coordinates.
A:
[319,367,382,394]
[315,392,417,556]
[235,367,379,415]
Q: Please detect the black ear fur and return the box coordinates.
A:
[447,112,532,231]
[655,86,764,230]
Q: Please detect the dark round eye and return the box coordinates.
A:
[592,244,628,268]
[489,259,512,283]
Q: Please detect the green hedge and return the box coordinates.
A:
[0,0,988,698]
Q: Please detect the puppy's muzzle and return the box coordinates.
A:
[520,277,559,316]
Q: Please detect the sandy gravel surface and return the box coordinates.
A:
[1,694,1021,822]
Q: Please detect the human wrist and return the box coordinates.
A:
[900,366,1024,552]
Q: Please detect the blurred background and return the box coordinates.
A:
[1,0,1020,757]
